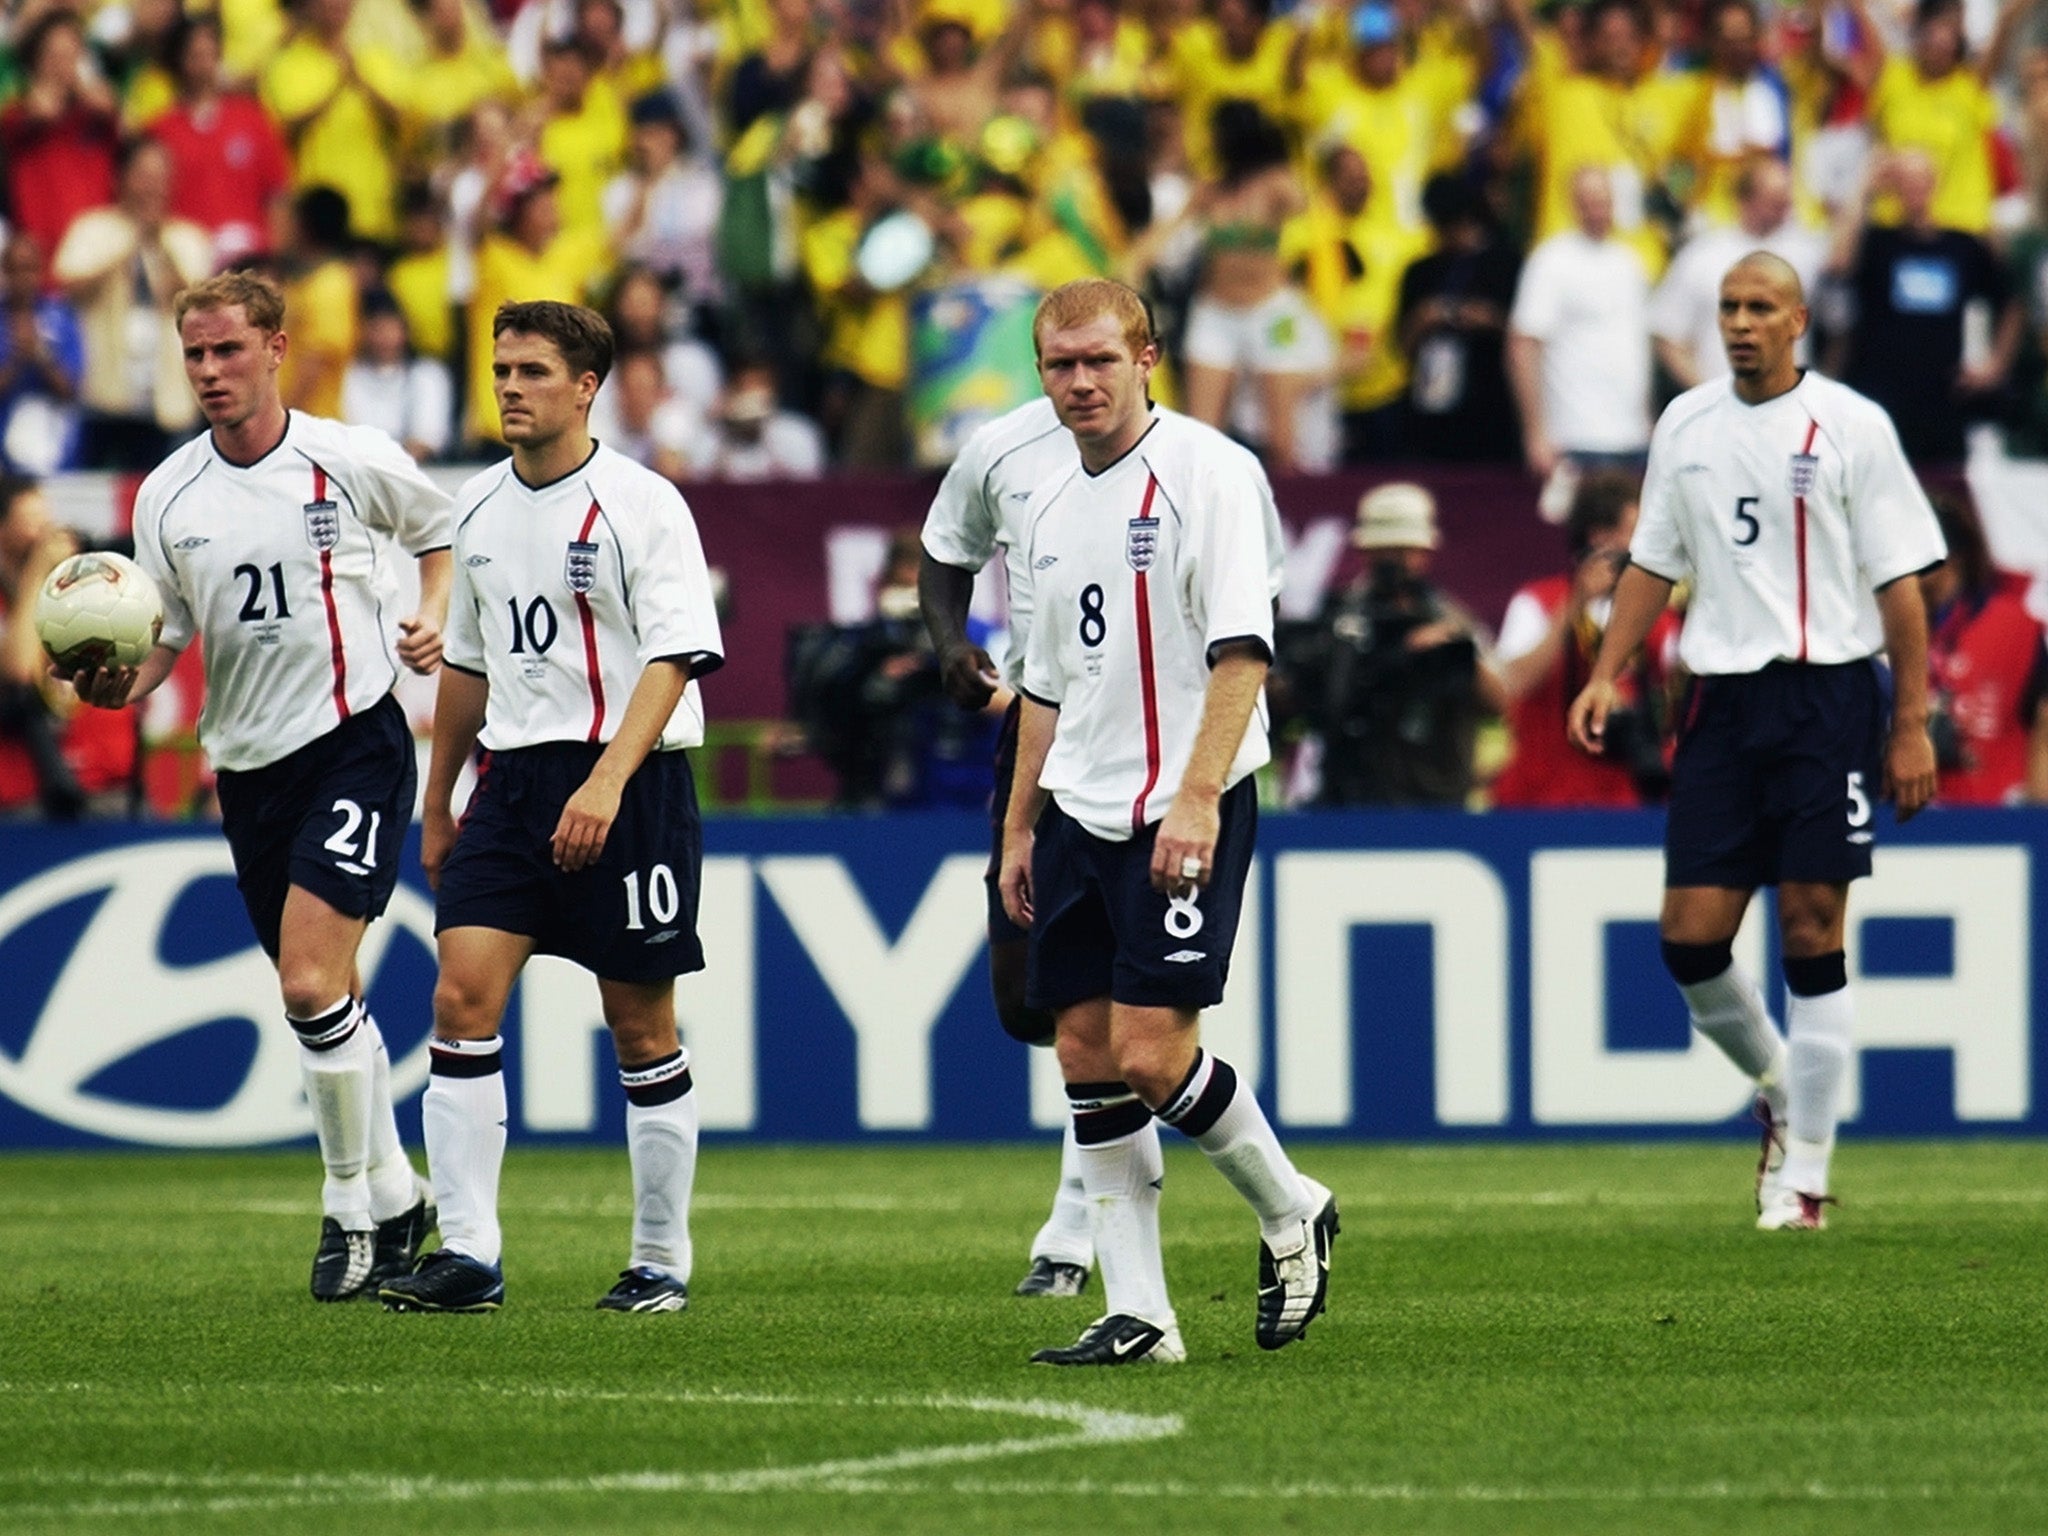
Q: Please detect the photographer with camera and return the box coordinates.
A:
[787,527,1001,809]
[1493,471,1678,807]
[1279,482,1505,807]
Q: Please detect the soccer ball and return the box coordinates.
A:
[36,551,165,671]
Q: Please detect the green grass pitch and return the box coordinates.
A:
[4,1139,2048,1536]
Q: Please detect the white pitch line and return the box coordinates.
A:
[0,1392,1183,1521]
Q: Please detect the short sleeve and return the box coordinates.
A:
[624,486,725,676]
[921,432,999,571]
[345,425,453,553]
[443,536,484,673]
[1848,403,1946,589]
[1508,243,1563,340]
[1184,448,1277,665]
[1629,415,1692,583]
[131,485,195,653]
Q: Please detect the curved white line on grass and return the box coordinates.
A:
[0,1392,1183,1520]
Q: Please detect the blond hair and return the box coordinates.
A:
[1032,278,1154,359]
[173,270,287,334]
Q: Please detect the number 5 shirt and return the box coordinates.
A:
[1631,371,1946,676]
[1020,410,1276,841]
[132,411,453,771]
[445,442,723,752]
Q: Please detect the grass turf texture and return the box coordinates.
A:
[3,1141,2046,1536]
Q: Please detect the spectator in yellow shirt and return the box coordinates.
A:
[1282,142,1429,461]
[1161,0,1300,179]
[1865,0,2039,234]
[1294,3,1442,234]
[463,154,615,444]
[261,0,410,242]
[405,0,522,172]
[385,183,456,365]
[277,186,361,419]
[534,36,631,243]
[802,150,912,467]
[1512,0,1704,273]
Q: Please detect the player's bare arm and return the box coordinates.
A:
[553,658,691,873]
[67,642,180,710]
[397,547,452,675]
[1875,573,1937,821]
[917,550,999,709]
[1568,563,1674,754]
[421,664,490,889]
[1153,644,1267,898]
[999,697,1057,929]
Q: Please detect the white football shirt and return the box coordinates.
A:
[1632,372,1946,675]
[445,442,723,751]
[1021,411,1274,841]
[922,398,1286,692]
[132,412,453,772]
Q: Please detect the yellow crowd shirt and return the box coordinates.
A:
[1164,20,1294,179]
[262,36,407,240]
[278,257,359,420]
[1281,201,1429,411]
[1867,56,1997,233]
[801,208,909,392]
[1298,62,1436,234]
[538,79,632,242]
[1531,66,1704,275]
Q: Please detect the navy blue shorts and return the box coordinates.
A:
[1666,659,1889,890]
[1026,777,1258,1013]
[215,692,415,960]
[435,742,705,983]
[983,698,1071,947]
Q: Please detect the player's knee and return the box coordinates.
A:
[1113,1043,1187,1109]
[277,964,346,1022]
[998,1000,1057,1047]
[1661,938,1734,987]
[432,971,501,1037]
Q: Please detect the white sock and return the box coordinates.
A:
[1783,985,1854,1196]
[621,1051,698,1280]
[291,996,374,1229]
[422,1036,507,1268]
[1157,1052,1312,1249]
[361,1012,424,1223]
[1076,1120,1171,1328]
[1680,964,1789,1121]
[1027,1120,1094,1269]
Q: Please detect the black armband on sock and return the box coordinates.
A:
[1783,950,1848,997]
[1661,939,1734,986]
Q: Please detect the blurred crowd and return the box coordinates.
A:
[3,0,2048,477]
[6,0,2048,816]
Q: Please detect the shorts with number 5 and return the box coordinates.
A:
[1026,778,1258,1013]
[1664,658,1889,891]
[435,741,705,982]
[216,693,417,959]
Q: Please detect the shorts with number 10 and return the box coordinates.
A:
[435,741,705,982]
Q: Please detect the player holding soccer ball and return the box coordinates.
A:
[67,271,451,1298]
[1569,253,1945,1230]
[377,301,723,1315]
[998,280,1335,1365]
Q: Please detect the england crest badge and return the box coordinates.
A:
[1787,452,1819,498]
[303,498,340,551]
[565,539,600,593]
[1126,518,1157,572]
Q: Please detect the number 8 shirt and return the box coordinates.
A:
[1020,410,1276,840]
[444,443,723,749]
[1631,371,1945,673]
[132,412,454,771]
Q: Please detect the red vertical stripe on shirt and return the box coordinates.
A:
[1129,474,1163,832]
[1795,419,1818,663]
[575,500,607,741]
[314,466,349,722]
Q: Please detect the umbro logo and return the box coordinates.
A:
[1848,831,1874,845]
[646,928,679,943]
[1679,463,1712,475]
[1164,949,1206,963]
[1008,490,1032,501]
[1034,556,1057,569]
[465,554,492,567]
[172,536,210,549]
